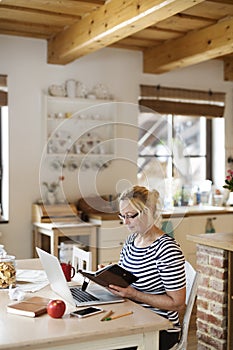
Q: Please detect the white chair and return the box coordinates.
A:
[72,245,92,272]
[170,261,200,350]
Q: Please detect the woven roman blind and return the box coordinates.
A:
[139,85,226,118]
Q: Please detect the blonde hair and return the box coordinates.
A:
[119,185,162,227]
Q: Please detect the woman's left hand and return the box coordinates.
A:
[109,284,186,312]
[108,284,137,299]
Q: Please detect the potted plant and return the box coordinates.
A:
[223,169,233,206]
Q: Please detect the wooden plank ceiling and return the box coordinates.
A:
[0,0,233,79]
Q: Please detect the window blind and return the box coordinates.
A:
[139,85,225,118]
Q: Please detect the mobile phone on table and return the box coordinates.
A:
[70,306,103,318]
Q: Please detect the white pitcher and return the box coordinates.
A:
[66,79,76,98]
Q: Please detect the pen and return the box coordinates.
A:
[105,311,133,321]
[100,310,113,321]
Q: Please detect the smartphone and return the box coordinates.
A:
[70,306,103,318]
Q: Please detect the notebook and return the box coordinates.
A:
[7,296,50,317]
[79,264,138,288]
[36,247,125,307]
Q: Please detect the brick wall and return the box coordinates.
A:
[196,244,228,350]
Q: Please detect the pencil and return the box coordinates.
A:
[100,310,113,321]
[105,311,133,321]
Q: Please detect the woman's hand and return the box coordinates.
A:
[108,284,137,300]
[98,264,105,269]
[108,284,186,312]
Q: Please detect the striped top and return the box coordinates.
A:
[119,233,186,329]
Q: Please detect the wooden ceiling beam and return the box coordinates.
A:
[143,16,233,74]
[47,0,205,65]
[0,1,104,16]
[223,54,233,81]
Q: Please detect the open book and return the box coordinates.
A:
[78,264,138,288]
[7,296,50,317]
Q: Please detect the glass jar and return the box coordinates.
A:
[0,244,7,256]
[0,255,16,289]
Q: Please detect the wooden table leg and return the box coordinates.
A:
[50,230,59,257]
[89,226,97,270]
[33,227,43,257]
[142,330,159,350]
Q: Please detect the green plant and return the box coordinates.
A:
[223,169,233,192]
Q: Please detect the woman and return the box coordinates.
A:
[109,185,186,350]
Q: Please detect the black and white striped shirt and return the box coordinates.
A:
[119,233,186,328]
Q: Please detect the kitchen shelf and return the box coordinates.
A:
[44,95,117,159]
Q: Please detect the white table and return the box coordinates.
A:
[0,259,171,350]
[33,222,97,269]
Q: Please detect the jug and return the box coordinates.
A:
[66,79,76,98]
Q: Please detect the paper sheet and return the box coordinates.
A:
[16,281,49,292]
[16,269,49,292]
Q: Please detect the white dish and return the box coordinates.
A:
[92,83,110,99]
[48,84,66,97]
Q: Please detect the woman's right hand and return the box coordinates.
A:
[98,264,105,269]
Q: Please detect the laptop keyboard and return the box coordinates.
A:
[70,287,99,303]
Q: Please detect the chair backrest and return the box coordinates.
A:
[185,260,197,304]
[72,246,92,272]
[170,261,199,350]
[174,261,200,350]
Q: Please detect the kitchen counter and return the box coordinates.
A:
[87,206,233,221]
[187,232,233,252]
[162,205,233,218]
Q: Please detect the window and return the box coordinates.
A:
[138,112,207,176]
[138,85,225,207]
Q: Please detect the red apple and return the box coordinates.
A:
[47,299,66,318]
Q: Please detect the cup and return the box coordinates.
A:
[200,191,210,205]
[60,262,75,282]
[213,194,223,207]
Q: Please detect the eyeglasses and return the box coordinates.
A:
[118,212,139,220]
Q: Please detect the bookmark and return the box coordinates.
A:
[81,278,89,291]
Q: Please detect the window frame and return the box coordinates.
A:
[0,75,9,223]
[138,113,212,188]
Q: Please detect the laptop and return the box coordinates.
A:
[36,247,125,307]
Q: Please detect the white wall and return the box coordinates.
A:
[0,35,232,258]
